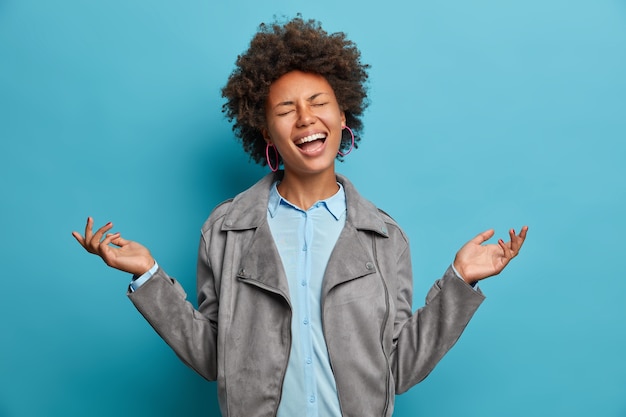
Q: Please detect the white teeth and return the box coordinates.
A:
[296,133,326,145]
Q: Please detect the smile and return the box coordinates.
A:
[295,132,327,147]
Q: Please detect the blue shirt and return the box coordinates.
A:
[267,182,345,417]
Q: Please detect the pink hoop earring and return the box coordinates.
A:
[265,143,279,172]
[338,125,355,156]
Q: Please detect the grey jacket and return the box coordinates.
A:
[129,172,485,417]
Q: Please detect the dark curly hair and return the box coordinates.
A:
[221,16,370,166]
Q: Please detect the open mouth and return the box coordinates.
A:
[295,133,327,153]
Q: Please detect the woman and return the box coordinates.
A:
[73,17,527,417]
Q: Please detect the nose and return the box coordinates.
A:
[296,106,317,127]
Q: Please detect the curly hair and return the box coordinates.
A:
[221,16,370,166]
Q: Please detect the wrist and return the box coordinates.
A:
[133,258,155,277]
[453,261,477,285]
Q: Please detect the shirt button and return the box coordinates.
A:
[366,262,374,270]
[303,318,309,325]
[306,357,312,364]
[301,280,307,287]
[309,395,316,403]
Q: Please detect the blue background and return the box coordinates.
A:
[1,0,625,416]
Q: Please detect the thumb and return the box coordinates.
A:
[110,234,131,247]
[472,229,495,245]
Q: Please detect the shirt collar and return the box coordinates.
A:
[268,181,346,221]
[222,171,388,237]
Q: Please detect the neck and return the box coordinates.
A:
[277,169,339,211]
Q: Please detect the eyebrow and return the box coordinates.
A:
[272,92,329,109]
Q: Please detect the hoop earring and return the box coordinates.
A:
[265,143,279,172]
[338,125,355,156]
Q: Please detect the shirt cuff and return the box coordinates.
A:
[129,261,158,292]
[451,263,478,289]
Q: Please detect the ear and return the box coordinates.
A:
[261,128,272,145]
[340,111,346,127]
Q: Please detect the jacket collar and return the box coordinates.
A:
[221,171,389,238]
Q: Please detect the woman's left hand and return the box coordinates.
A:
[453,226,528,285]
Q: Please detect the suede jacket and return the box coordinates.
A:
[129,172,485,417]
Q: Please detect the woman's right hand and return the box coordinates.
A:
[72,217,155,276]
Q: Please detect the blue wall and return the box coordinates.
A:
[1,0,625,416]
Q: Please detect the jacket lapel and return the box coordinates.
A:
[322,224,378,298]
[236,222,291,304]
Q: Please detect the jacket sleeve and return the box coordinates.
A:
[127,233,218,381]
[390,243,485,393]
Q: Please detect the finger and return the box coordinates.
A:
[508,228,517,249]
[71,231,86,247]
[518,225,529,239]
[100,232,121,248]
[510,225,529,253]
[472,229,495,245]
[84,217,94,241]
[95,232,120,265]
[86,222,113,255]
[498,238,514,259]
[89,221,114,247]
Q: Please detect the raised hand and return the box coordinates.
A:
[72,217,155,276]
[453,226,528,285]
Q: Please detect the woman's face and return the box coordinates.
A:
[264,70,345,178]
